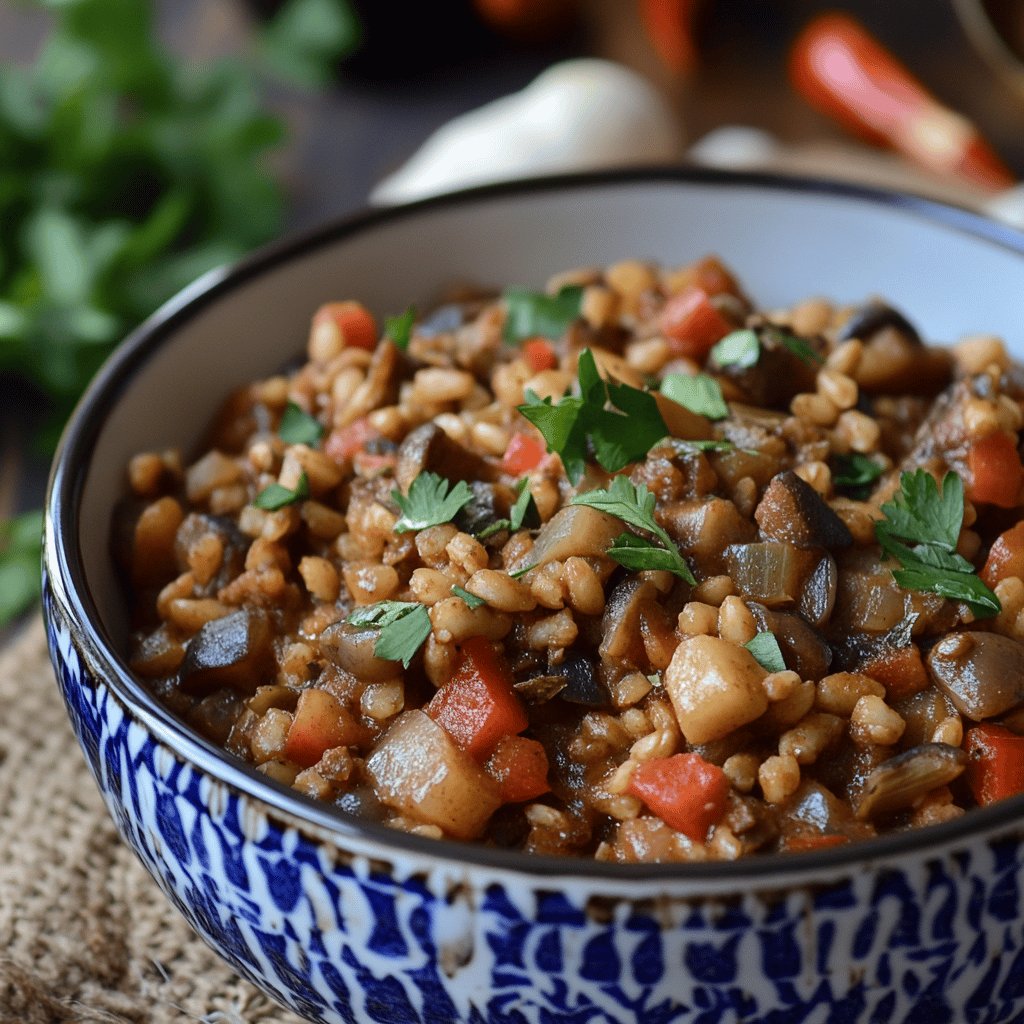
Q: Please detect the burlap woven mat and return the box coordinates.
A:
[0,615,307,1024]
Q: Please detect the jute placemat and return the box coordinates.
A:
[0,615,307,1024]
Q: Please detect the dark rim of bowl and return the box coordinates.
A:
[46,166,1024,883]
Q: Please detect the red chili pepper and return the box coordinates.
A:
[523,338,559,374]
[789,14,1014,191]
[502,432,546,476]
[427,637,528,761]
[285,689,367,769]
[485,734,551,802]
[965,723,1024,806]
[967,431,1023,508]
[324,418,380,465]
[659,285,733,359]
[981,521,1024,588]
[311,301,379,352]
[627,752,729,842]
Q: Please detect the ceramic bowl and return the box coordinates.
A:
[44,170,1024,1024]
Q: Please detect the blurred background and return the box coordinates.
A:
[4,0,1024,628]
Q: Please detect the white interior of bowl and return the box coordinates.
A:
[72,177,1024,647]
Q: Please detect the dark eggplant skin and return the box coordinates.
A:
[755,471,853,550]
[180,609,275,695]
[837,301,922,346]
[926,631,1024,721]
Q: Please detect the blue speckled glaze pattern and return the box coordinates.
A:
[44,582,1024,1024]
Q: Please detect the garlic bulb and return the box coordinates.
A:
[370,59,683,206]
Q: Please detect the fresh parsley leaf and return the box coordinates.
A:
[278,401,324,446]
[392,472,474,533]
[875,470,1000,617]
[452,584,486,609]
[833,453,884,491]
[661,373,729,420]
[745,631,786,673]
[347,601,431,668]
[0,510,43,627]
[570,476,695,583]
[503,285,583,344]
[776,330,824,365]
[254,472,309,510]
[477,478,540,539]
[710,329,760,369]
[385,306,416,350]
[518,349,668,484]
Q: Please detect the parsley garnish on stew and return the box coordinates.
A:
[503,285,583,344]
[833,452,884,492]
[278,402,324,446]
[518,349,668,484]
[710,329,760,369]
[385,306,416,350]
[392,472,474,533]
[478,478,540,539]
[745,632,786,673]
[875,470,1000,617]
[254,471,309,510]
[451,585,486,609]
[347,601,432,667]
[661,372,729,420]
[570,476,695,583]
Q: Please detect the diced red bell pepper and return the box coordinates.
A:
[284,689,366,769]
[523,338,559,373]
[965,723,1024,806]
[968,431,1023,508]
[861,644,929,702]
[982,522,1024,588]
[502,432,546,476]
[485,734,551,803]
[324,417,380,465]
[427,637,528,761]
[311,301,378,352]
[659,286,733,359]
[627,752,729,842]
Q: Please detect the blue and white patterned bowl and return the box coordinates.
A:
[44,171,1024,1024]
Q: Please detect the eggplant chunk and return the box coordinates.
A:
[529,505,622,567]
[748,602,832,681]
[395,422,498,491]
[180,609,274,695]
[755,472,852,550]
[664,498,756,576]
[174,512,248,592]
[725,542,817,608]
[319,621,402,682]
[800,554,838,628]
[600,579,660,666]
[854,744,967,820]
[708,325,821,408]
[926,632,1024,721]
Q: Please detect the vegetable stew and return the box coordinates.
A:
[117,256,1024,861]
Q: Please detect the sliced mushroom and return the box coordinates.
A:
[854,743,967,820]
[755,472,852,550]
[320,621,401,682]
[748,602,832,681]
[180,608,275,695]
[395,422,498,491]
[926,631,1024,721]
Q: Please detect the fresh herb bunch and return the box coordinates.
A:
[0,0,356,626]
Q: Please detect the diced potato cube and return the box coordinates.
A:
[663,635,768,744]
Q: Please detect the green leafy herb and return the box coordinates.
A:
[745,631,786,673]
[392,472,473,533]
[875,470,1000,617]
[477,478,540,539]
[384,306,416,350]
[503,285,583,344]
[509,563,536,579]
[570,476,695,583]
[710,329,760,369]
[0,510,44,627]
[254,472,309,510]
[833,452,884,492]
[451,585,486,609]
[347,600,431,668]
[259,0,361,89]
[660,373,729,420]
[777,331,825,365]
[278,401,324,446]
[518,348,667,484]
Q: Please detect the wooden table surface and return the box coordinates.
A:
[2,0,1023,525]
